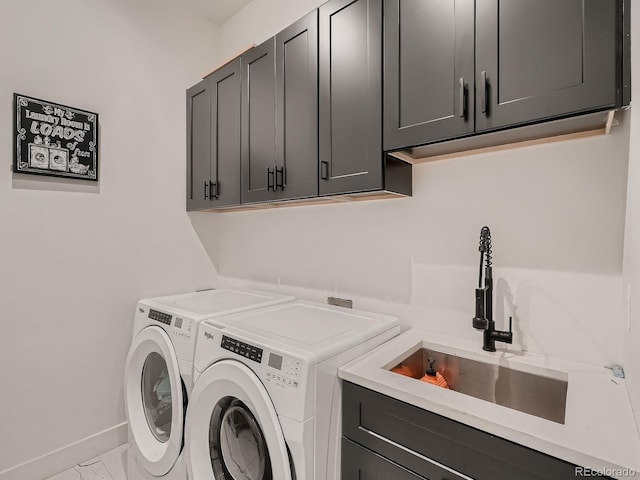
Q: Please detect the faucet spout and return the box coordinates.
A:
[472,226,513,352]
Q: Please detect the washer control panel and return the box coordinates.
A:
[221,335,263,363]
[266,352,302,389]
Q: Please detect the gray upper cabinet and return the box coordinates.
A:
[276,11,319,201]
[475,0,622,132]
[242,40,277,204]
[384,0,629,152]
[186,57,242,211]
[186,79,212,211]
[319,0,383,196]
[243,18,319,205]
[384,0,475,152]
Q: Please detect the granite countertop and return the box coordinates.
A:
[338,329,640,479]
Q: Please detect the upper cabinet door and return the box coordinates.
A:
[210,58,242,208]
[319,0,383,196]
[186,79,212,211]
[276,11,319,201]
[475,0,620,132]
[242,39,277,204]
[383,0,475,151]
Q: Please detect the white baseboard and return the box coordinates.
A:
[0,422,128,480]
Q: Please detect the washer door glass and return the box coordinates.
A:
[142,351,172,442]
[210,398,272,480]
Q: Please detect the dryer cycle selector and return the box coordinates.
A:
[149,309,172,325]
[221,335,263,363]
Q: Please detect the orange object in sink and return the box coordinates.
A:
[420,372,449,389]
[391,364,416,377]
[421,358,449,389]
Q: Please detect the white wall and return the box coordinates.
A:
[0,0,219,475]
[622,3,640,432]
[192,0,631,368]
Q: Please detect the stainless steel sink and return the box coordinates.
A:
[391,347,568,424]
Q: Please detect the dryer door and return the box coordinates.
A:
[125,325,185,476]
[185,360,293,480]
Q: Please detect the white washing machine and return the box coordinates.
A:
[184,300,400,480]
[124,289,294,480]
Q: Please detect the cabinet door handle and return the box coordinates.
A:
[320,161,329,180]
[275,166,285,190]
[204,181,209,200]
[459,77,467,119]
[210,181,218,199]
[267,167,275,191]
[481,71,488,115]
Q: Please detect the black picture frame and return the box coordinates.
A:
[13,93,99,181]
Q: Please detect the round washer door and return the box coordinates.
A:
[125,326,184,476]
[185,360,293,480]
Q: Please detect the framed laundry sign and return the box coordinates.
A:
[13,93,99,181]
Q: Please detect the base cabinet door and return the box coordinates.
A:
[343,382,614,480]
[319,0,383,196]
[343,438,453,480]
[475,0,620,132]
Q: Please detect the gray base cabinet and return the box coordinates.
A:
[342,439,432,480]
[342,382,613,480]
[186,58,242,211]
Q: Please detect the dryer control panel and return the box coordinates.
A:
[148,308,193,339]
[149,309,172,325]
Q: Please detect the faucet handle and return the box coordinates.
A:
[502,316,514,344]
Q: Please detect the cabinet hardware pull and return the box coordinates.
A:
[459,77,467,118]
[481,71,488,115]
[210,181,218,199]
[320,161,329,180]
[204,181,209,200]
[275,167,285,190]
[267,167,275,191]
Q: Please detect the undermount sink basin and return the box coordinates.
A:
[390,347,569,424]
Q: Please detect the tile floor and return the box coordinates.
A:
[46,443,127,480]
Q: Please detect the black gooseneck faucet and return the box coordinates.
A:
[472,226,513,352]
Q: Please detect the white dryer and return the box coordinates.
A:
[184,300,399,480]
[124,289,294,480]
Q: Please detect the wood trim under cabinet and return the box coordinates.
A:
[390,109,616,165]
[201,191,407,213]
